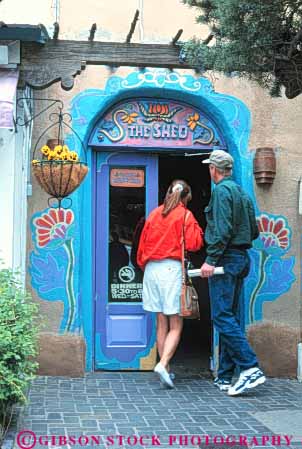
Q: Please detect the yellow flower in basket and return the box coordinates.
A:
[69,152,79,161]
[47,150,56,161]
[61,153,70,161]
[54,145,63,155]
[57,152,67,161]
[38,143,80,163]
[41,145,50,156]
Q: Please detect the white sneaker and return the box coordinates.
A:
[154,362,174,388]
[160,372,175,387]
[228,367,266,396]
[213,377,232,392]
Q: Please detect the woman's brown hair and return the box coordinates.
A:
[162,179,192,217]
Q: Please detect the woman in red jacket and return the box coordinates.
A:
[137,179,203,388]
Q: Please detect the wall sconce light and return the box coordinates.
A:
[253,147,276,185]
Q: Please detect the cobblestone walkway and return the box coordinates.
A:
[15,373,302,449]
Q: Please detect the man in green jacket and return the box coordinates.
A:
[200,150,266,396]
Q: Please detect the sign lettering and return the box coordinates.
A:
[89,99,226,151]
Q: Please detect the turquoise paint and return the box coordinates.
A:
[70,69,252,370]
[29,69,296,371]
[246,212,296,324]
[29,207,80,333]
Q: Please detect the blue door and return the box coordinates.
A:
[94,152,158,370]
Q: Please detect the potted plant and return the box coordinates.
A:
[32,139,88,206]
[31,110,89,208]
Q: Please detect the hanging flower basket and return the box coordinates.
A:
[31,111,89,208]
[32,141,88,207]
[32,160,88,198]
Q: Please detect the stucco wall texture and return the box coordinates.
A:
[4,0,299,354]
[28,63,302,334]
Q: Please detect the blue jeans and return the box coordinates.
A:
[209,249,258,380]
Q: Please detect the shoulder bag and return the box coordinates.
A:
[179,210,200,319]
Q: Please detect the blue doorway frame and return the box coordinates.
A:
[28,69,296,375]
[94,152,158,370]
[69,70,252,371]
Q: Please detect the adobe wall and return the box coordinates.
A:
[2,0,299,375]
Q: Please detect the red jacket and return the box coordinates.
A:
[137,203,203,270]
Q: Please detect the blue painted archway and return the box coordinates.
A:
[72,69,252,371]
[29,69,295,371]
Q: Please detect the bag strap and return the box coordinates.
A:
[181,209,190,248]
[181,210,190,285]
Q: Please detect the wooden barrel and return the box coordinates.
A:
[253,147,276,184]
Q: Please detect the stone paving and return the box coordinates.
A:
[12,373,302,449]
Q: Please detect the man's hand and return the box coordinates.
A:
[200,262,215,278]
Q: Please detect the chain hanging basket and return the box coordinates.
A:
[32,109,88,208]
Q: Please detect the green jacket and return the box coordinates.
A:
[204,177,259,266]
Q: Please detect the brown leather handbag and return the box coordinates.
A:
[179,211,200,319]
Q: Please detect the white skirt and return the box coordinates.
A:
[142,259,182,315]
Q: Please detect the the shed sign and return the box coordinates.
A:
[89,99,226,151]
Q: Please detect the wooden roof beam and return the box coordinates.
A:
[126,10,139,43]
[19,40,196,91]
[171,29,183,45]
[53,22,59,40]
[88,23,97,42]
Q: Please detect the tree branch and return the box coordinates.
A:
[183,0,204,7]
[288,28,302,58]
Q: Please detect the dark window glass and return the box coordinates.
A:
[108,167,145,302]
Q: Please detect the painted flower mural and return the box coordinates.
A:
[186,112,214,145]
[34,208,74,248]
[187,112,199,131]
[121,111,138,124]
[246,213,295,324]
[31,208,78,332]
[256,214,290,253]
[138,102,182,122]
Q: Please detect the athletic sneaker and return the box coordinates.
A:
[228,367,266,396]
[160,372,175,387]
[154,362,174,388]
[213,377,232,392]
